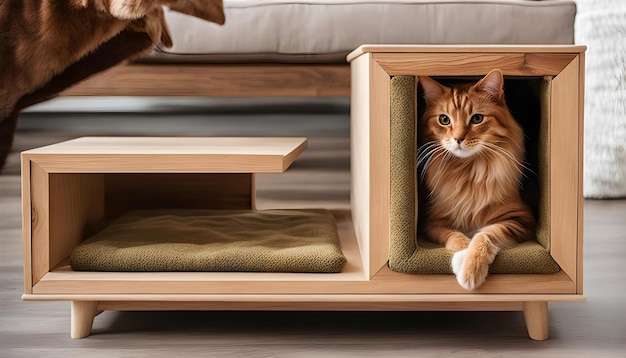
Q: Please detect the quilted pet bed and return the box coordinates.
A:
[70,209,346,273]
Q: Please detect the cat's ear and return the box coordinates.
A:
[419,76,446,103]
[475,69,504,102]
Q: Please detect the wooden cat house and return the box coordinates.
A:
[21,45,585,340]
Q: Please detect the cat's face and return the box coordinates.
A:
[419,70,514,159]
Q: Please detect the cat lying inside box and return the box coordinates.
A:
[417,70,536,290]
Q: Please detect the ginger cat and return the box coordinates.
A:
[418,70,535,290]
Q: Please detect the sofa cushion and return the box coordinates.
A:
[146,0,577,63]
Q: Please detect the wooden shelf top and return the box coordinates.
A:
[347,44,587,62]
[22,137,308,173]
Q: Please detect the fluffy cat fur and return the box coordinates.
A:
[0,0,225,171]
[418,70,535,290]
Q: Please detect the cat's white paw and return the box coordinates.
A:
[451,249,467,275]
[451,249,487,291]
[455,269,486,291]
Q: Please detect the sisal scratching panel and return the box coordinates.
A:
[388,75,560,274]
[70,209,346,273]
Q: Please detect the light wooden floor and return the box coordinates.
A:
[1,97,625,357]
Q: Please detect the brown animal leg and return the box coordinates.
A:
[17,29,154,112]
[0,111,19,172]
[0,29,154,174]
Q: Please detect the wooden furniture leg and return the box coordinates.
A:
[71,301,99,339]
[523,301,549,340]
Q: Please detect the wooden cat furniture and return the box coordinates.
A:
[21,45,585,340]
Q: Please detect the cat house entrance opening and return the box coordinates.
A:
[388,75,558,275]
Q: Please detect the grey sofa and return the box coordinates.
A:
[63,0,577,99]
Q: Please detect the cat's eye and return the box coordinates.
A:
[470,114,484,124]
[438,114,450,126]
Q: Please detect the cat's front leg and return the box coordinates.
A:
[445,232,472,252]
[423,220,471,251]
[451,232,500,290]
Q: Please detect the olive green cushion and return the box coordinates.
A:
[388,75,560,274]
[70,209,346,273]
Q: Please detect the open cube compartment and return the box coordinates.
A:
[348,45,585,294]
[21,137,362,292]
[388,75,559,275]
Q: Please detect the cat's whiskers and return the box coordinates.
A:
[422,148,447,184]
[490,137,524,152]
[478,144,526,190]
[491,138,526,162]
[481,142,535,178]
[416,141,439,168]
[425,149,454,196]
[475,150,519,199]
[417,141,446,182]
